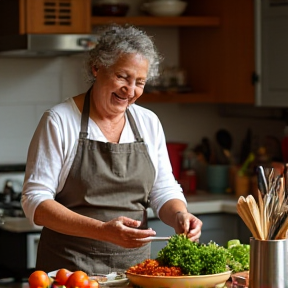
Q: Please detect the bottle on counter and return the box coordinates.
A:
[3,180,14,203]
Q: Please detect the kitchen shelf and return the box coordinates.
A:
[90,16,220,27]
[137,92,214,103]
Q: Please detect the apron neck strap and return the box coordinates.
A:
[79,86,92,139]
[126,108,143,143]
[80,86,143,143]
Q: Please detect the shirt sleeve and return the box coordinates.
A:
[143,110,187,217]
[21,110,66,224]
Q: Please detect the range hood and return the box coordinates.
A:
[0,34,98,57]
[0,0,96,57]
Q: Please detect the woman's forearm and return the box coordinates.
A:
[34,199,104,239]
[158,199,187,228]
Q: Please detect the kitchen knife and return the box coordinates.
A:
[137,236,171,242]
[257,166,268,195]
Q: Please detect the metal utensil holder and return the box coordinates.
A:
[250,237,288,288]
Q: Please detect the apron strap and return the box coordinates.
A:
[126,108,144,143]
[79,86,92,139]
[80,86,143,143]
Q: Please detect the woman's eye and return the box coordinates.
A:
[137,81,146,86]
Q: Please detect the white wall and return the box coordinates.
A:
[0,55,89,163]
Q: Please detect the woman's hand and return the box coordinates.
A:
[174,212,202,242]
[99,216,156,248]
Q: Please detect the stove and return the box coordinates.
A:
[0,164,42,281]
[0,164,26,217]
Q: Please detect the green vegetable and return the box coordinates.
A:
[199,241,229,275]
[156,235,250,275]
[226,239,250,272]
[227,239,241,247]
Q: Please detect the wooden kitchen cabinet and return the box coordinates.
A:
[21,0,91,34]
[91,0,255,104]
[179,0,255,104]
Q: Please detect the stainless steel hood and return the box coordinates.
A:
[0,34,98,57]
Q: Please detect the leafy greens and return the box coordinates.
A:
[157,235,249,275]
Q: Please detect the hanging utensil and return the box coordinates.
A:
[215,129,234,164]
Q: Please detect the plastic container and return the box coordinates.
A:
[207,165,229,194]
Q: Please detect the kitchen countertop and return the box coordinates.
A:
[0,216,42,233]
[148,192,238,218]
[1,192,238,233]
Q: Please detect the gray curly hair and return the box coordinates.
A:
[85,23,163,84]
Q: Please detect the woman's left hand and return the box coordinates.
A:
[174,212,202,242]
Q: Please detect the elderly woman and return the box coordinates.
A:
[22,24,202,274]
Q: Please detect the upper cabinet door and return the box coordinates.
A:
[255,0,288,107]
[179,0,255,104]
[24,0,91,34]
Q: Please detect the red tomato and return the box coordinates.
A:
[28,270,50,288]
[87,279,99,288]
[65,271,89,288]
[55,268,72,285]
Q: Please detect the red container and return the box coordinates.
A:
[179,170,197,195]
[166,142,188,180]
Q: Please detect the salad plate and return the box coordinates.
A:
[126,270,232,288]
[48,270,129,287]
[90,272,128,287]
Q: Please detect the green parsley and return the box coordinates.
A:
[156,235,249,275]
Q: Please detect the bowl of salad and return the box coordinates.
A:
[126,236,249,288]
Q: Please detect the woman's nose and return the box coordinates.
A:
[121,84,135,95]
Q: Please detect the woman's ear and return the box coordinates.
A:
[92,65,98,77]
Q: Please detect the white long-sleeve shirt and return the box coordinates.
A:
[22,97,186,225]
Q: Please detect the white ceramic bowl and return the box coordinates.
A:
[142,0,187,17]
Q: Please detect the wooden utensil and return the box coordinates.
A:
[237,196,262,239]
[246,195,264,240]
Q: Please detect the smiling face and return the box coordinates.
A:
[92,53,149,117]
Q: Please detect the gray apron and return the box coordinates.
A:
[36,87,156,274]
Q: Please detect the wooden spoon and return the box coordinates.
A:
[246,195,264,240]
[237,196,262,239]
[275,215,288,239]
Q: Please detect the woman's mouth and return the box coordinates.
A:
[113,92,129,102]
